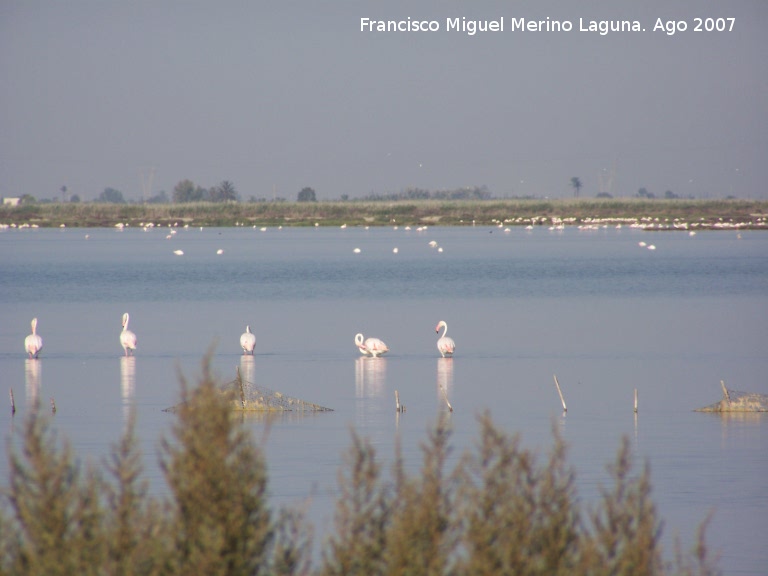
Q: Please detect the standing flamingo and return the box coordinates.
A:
[120,312,137,357]
[25,317,43,359]
[435,320,456,357]
[355,333,389,357]
[240,325,256,355]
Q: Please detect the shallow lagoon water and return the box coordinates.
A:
[1,225,767,573]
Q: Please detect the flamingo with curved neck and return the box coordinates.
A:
[355,333,389,357]
[120,312,137,357]
[435,320,456,357]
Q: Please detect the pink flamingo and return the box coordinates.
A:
[240,325,256,355]
[25,318,43,359]
[120,312,137,357]
[435,320,456,357]
[355,333,389,357]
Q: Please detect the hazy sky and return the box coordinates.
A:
[1,0,766,202]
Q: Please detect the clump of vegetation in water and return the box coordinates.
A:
[0,354,720,575]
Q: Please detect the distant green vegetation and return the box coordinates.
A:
[0,355,717,575]
[1,198,766,229]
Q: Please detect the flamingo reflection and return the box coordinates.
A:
[355,356,386,398]
[437,357,454,407]
[120,356,136,424]
[239,355,256,388]
[25,358,41,408]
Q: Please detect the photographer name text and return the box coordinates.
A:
[360,16,735,36]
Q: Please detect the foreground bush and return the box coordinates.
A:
[0,358,718,576]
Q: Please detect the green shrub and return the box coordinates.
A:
[0,356,720,576]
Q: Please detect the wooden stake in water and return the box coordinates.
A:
[9,389,15,415]
[720,380,731,407]
[634,388,638,413]
[553,375,567,412]
[395,390,405,413]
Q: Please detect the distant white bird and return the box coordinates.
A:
[216,249,224,254]
[435,320,456,358]
[393,247,399,254]
[120,313,137,357]
[173,249,184,255]
[240,325,256,355]
[353,248,361,253]
[25,317,43,359]
[355,333,389,357]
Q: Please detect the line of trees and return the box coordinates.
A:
[11,180,703,205]
[569,177,692,200]
[0,355,718,575]
[172,180,238,203]
[636,188,691,200]
[359,185,492,202]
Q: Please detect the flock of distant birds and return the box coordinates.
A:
[23,315,457,360]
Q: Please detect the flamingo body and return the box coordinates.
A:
[120,312,137,357]
[240,325,256,355]
[435,320,456,358]
[355,333,389,357]
[25,318,43,359]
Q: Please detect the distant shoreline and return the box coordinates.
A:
[2,198,766,230]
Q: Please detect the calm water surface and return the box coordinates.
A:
[1,225,767,573]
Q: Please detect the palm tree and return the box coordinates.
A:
[570,177,582,198]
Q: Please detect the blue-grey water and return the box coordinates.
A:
[1,224,767,574]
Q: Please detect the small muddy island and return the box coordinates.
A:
[695,381,768,413]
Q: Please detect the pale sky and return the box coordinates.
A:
[1,0,766,202]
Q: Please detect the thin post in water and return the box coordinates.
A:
[720,380,731,407]
[395,390,404,413]
[553,374,567,412]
